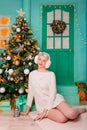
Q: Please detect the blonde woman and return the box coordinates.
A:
[21,52,87,123]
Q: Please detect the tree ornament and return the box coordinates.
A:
[3,52,6,56]
[17,8,25,17]
[29,62,32,66]
[21,27,24,30]
[25,88,28,93]
[18,21,22,25]
[0,87,5,93]
[7,76,10,81]
[0,75,4,83]
[13,54,20,61]
[24,42,27,45]
[16,28,21,32]
[7,55,11,60]
[23,62,26,65]
[5,68,8,74]
[15,80,19,84]
[28,55,32,60]
[20,76,23,80]
[14,60,20,66]
[24,68,29,75]
[50,20,66,34]
[18,88,24,94]
[2,63,9,68]
[23,48,26,51]
[27,41,31,45]
[0,69,3,74]
[21,34,25,38]
[8,69,14,75]
[10,77,14,81]
[29,28,32,33]
[13,70,19,76]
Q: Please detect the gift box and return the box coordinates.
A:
[15,95,27,112]
[0,100,11,112]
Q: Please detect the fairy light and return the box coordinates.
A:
[74,4,87,44]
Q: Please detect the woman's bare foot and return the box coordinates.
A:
[78,108,87,114]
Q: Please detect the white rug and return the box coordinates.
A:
[29,105,87,130]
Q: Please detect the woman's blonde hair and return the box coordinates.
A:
[34,52,51,68]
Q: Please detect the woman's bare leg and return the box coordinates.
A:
[46,101,87,123]
[56,101,87,120]
[47,108,68,123]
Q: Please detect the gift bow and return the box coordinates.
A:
[15,95,26,107]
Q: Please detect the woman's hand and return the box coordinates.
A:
[20,106,30,116]
[34,109,48,121]
[20,111,29,116]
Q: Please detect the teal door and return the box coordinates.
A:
[42,5,74,86]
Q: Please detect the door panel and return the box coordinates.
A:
[42,5,74,86]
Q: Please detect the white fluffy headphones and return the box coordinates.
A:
[34,52,51,69]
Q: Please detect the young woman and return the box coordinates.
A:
[20,52,87,123]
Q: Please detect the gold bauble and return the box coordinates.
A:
[27,41,30,45]
[24,42,27,45]
[16,39,21,42]
[13,70,19,76]
[23,48,26,51]
[20,76,23,80]
[21,27,24,30]
[29,29,32,33]
[14,60,20,66]
[24,23,27,26]
[23,62,26,65]
[19,21,22,24]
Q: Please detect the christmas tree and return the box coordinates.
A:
[0,9,39,102]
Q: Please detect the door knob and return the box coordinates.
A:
[69,48,73,52]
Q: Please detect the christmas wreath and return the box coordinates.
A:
[50,20,66,34]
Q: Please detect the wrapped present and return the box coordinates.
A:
[15,95,27,112]
[78,90,86,101]
[0,100,10,106]
[76,82,86,88]
[0,100,11,112]
[0,106,11,112]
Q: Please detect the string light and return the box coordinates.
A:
[74,4,87,44]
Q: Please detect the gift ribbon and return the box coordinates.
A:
[15,95,26,111]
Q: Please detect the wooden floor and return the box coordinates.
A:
[0,112,41,130]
